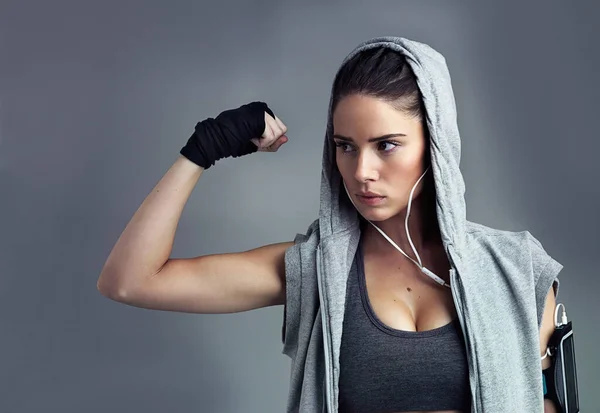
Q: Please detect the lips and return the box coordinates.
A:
[356,194,386,206]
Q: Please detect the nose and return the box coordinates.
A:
[354,150,379,183]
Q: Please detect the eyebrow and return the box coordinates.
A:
[331,133,407,143]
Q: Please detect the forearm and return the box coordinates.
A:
[97,155,203,294]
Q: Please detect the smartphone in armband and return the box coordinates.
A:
[543,320,579,412]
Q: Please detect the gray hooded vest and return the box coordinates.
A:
[281,36,563,413]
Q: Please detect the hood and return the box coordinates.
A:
[318,36,468,262]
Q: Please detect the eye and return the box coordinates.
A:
[333,140,401,154]
[333,141,354,153]
[378,141,400,152]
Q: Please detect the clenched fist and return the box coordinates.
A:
[251,112,289,153]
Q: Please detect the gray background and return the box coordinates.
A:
[1,1,598,412]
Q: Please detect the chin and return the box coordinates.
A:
[357,207,394,223]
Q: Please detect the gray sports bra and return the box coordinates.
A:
[338,241,472,412]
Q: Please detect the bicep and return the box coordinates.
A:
[103,241,294,314]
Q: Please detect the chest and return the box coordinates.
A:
[362,252,458,332]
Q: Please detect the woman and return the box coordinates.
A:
[97,37,562,413]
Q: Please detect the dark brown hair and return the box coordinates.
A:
[331,47,426,122]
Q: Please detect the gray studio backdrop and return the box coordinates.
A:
[1,1,598,412]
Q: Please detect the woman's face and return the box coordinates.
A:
[332,94,429,222]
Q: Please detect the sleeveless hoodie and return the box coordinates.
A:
[281,36,563,413]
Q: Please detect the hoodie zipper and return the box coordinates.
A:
[449,267,479,412]
[316,246,334,412]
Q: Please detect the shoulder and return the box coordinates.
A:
[290,218,320,245]
[466,220,555,260]
[284,218,321,266]
[466,220,561,267]
[466,220,526,240]
[465,220,563,328]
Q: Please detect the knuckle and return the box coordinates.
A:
[265,131,275,142]
[262,125,274,139]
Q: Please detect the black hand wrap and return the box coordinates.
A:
[180,101,275,170]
